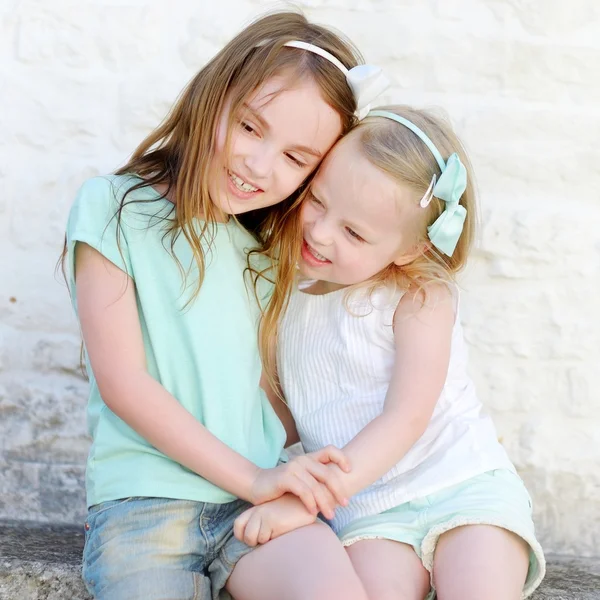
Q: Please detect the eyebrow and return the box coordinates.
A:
[243,103,323,159]
[243,103,270,132]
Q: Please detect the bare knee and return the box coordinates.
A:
[362,579,430,600]
[367,590,397,600]
[227,524,369,600]
[346,540,430,600]
[273,573,368,600]
[300,581,368,600]
[433,525,529,600]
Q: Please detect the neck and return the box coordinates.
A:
[302,279,349,295]
[152,183,230,223]
[322,280,348,293]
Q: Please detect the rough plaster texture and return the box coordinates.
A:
[0,0,599,558]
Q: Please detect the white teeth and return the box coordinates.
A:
[307,244,328,262]
[229,171,259,193]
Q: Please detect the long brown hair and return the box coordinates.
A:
[257,105,478,391]
[59,10,362,298]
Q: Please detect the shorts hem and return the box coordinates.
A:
[341,534,391,547]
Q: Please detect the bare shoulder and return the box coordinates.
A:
[395,282,455,320]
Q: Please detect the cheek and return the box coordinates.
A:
[222,128,246,159]
[364,250,397,278]
[336,242,361,267]
[214,116,230,155]
[217,119,252,161]
[278,164,306,193]
[342,249,384,278]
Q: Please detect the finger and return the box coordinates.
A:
[233,509,252,542]
[282,476,318,515]
[243,512,262,547]
[312,445,351,472]
[288,457,346,507]
[257,521,272,545]
[301,461,349,507]
[311,483,337,520]
[294,471,336,519]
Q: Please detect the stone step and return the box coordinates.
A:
[1,521,599,599]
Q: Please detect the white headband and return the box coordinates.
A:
[281,40,389,120]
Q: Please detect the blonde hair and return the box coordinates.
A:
[256,104,478,388]
[59,11,363,299]
[348,105,477,291]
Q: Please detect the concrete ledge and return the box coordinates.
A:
[1,521,599,599]
[532,556,600,600]
[0,521,88,600]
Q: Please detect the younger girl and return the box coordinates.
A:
[65,11,388,600]
[234,106,546,600]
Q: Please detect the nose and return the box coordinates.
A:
[243,145,275,181]
[308,214,334,247]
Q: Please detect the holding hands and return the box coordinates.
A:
[239,446,350,545]
[235,494,316,547]
[248,445,350,520]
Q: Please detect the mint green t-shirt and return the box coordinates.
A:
[66,175,286,508]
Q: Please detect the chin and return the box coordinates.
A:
[212,197,247,217]
[297,264,312,277]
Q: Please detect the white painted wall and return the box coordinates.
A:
[1,0,598,556]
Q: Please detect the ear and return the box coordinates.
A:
[393,241,431,267]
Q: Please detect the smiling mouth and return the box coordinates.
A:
[228,170,261,193]
[302,239,331,264]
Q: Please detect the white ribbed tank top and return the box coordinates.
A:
[278,283,515,532]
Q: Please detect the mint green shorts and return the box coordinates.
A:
[338,469,545,599]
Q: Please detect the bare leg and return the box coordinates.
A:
[227,523,369,600]
[346,539,430,600]
[433,525,529,600]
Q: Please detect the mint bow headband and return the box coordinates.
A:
[368,110,468,257]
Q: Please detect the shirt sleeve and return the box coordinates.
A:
[66,176,134,291]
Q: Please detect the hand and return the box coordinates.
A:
[234,494,316,547]
[249,446,350,518]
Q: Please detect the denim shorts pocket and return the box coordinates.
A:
[85,497,136,535]
[83,497,139,594]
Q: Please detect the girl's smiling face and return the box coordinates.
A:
[299,135,422,288]
[209,73,343,217]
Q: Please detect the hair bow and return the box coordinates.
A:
[283,41,389,120]
[427,153,467,256]
[368,110,468,256]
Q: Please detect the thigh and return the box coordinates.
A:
[433,524,529,600]
[226,522,369,600]
[346,539,430,600]
[83,497,205,600]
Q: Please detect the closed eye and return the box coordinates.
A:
[309,194,324,207]
[285,152,307,168]
[345,227,365,243]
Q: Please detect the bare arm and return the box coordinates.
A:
[75,243,348,514]
[75,242,266,500]
[260,371,300,448]
[327,284,455,497]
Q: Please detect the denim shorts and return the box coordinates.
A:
[82,497,253,600]
[338,469,546,599]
